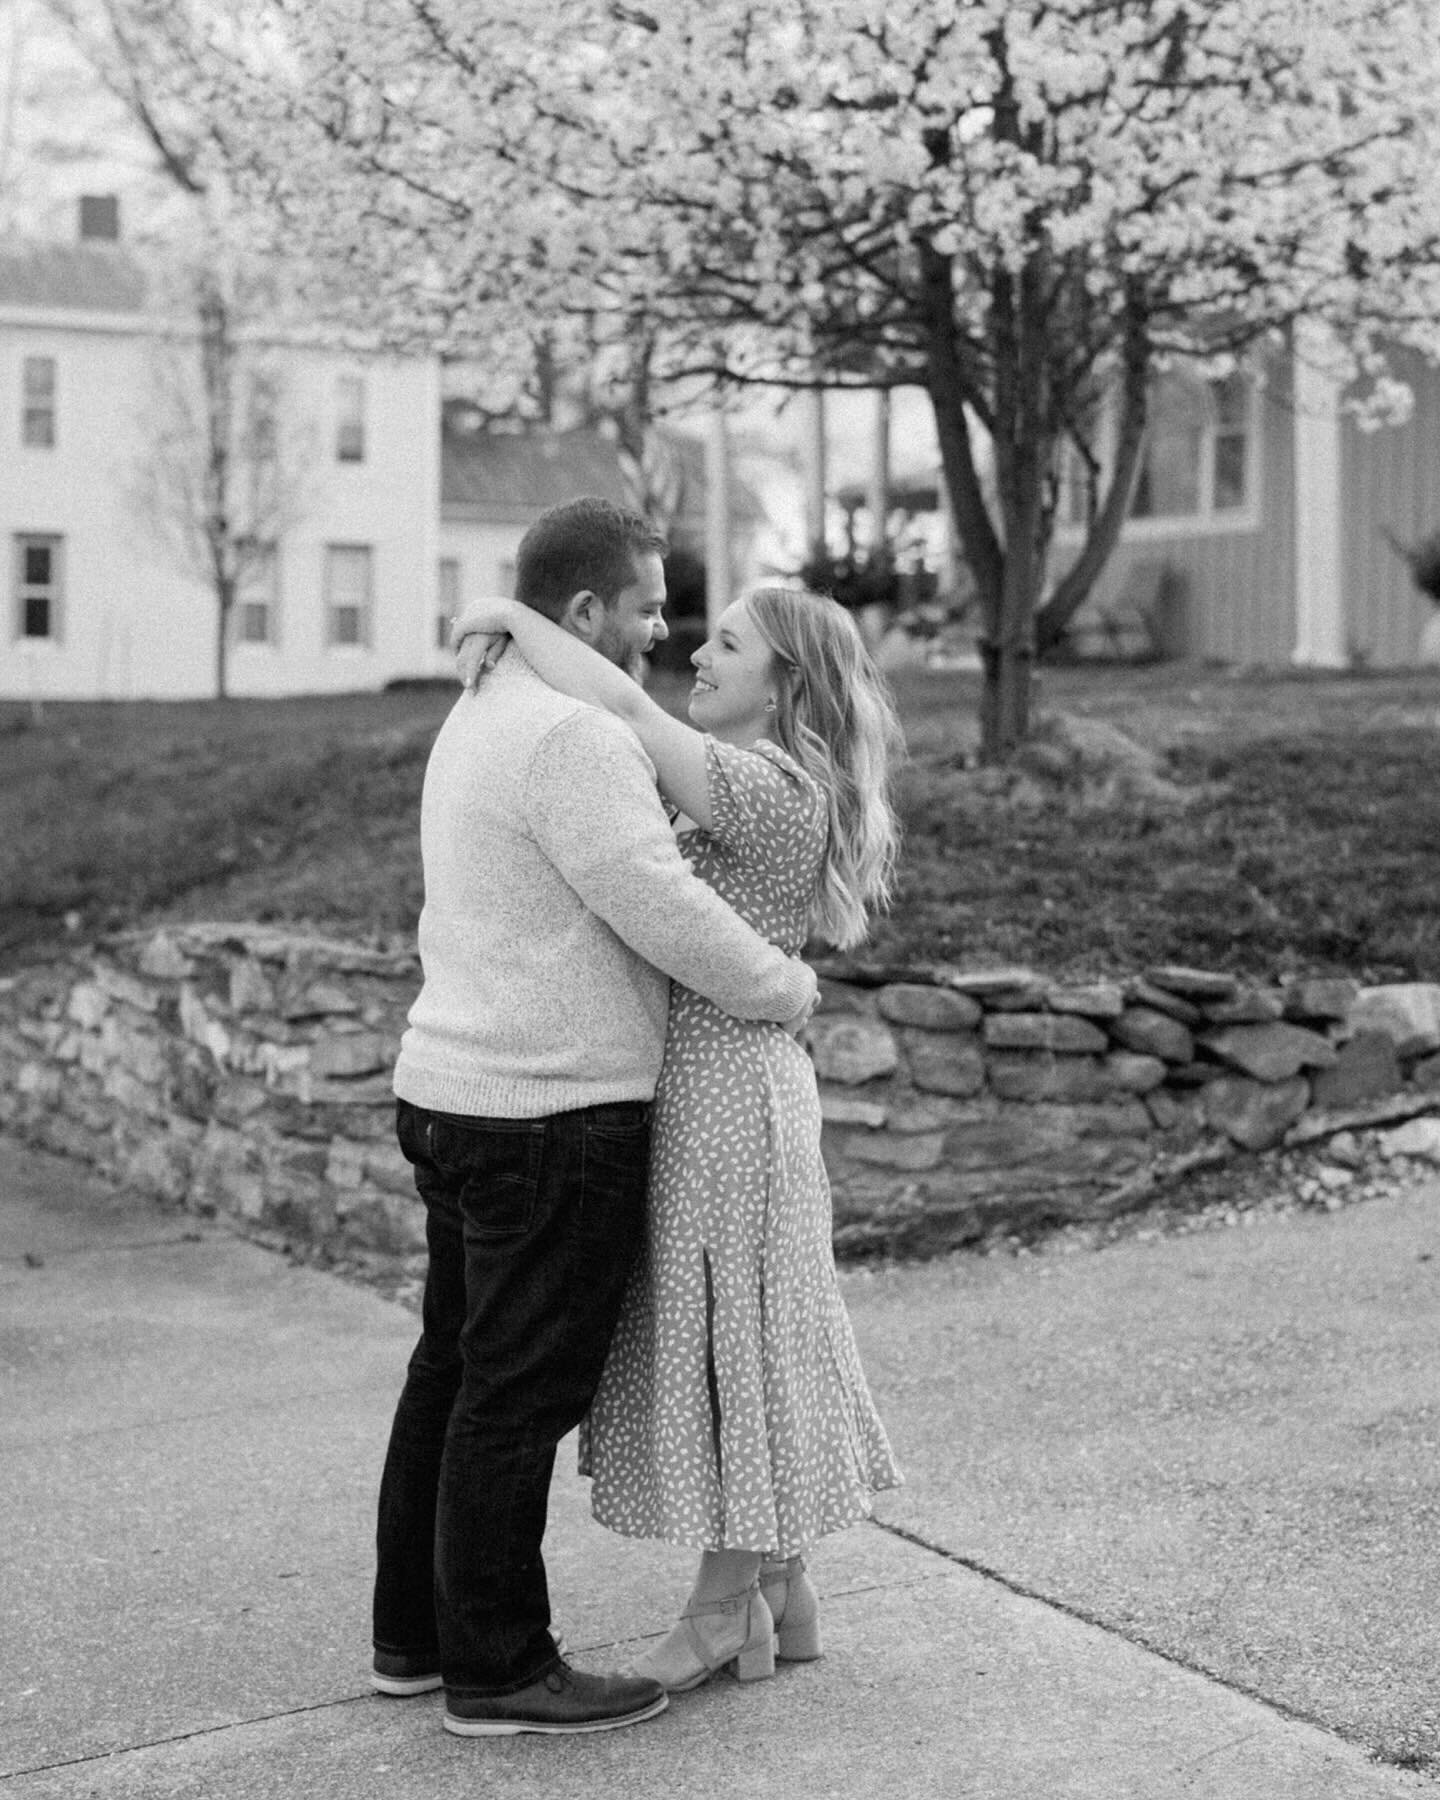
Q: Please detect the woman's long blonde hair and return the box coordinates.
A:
[744,585,905,951]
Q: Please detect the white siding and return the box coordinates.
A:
[434,516,527,662]
[1053,351,1296,665]
[1339,345,1440,667]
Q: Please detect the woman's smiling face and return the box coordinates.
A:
[687,599,780,745]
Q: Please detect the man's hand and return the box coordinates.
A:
[780,986,820,1039]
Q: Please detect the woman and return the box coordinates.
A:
[454,583,904,1692]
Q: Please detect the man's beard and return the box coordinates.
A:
[594,620,646,683]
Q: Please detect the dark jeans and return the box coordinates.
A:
[373,1095,650,1697]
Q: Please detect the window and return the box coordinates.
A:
[335,374,365,463]
[14,535,62,641]
[236,544,279,646]
[22,356,56,448]
[1209,372,1251,512]
[437,557,460,648]
[1059,440,1097,531]
[244,369,281,465]
[1131,368,1254,522]
[325,544,373,648]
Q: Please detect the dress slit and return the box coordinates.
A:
[702,1247,723,1482]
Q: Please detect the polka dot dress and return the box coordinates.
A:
[578,738,902,1554]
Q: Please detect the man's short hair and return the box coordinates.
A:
[514,497,668,621]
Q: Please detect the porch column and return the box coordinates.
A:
[1291,320,1347,667]
[704,407,733,631]
[868,388,891,562]
[802,389,828,563]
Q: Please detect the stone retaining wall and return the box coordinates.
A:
[2,923,1438,1263]
[808,960,1440,1254]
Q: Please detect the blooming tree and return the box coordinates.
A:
[78,0,1440,754]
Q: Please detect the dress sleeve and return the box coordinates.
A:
[704,737,826,860]
[525,710,816,1023]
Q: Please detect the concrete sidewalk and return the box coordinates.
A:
[2,1134,1436,1799]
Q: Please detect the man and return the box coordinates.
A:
[371,496,817,1737]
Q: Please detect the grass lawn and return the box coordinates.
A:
[3,662,1439,984]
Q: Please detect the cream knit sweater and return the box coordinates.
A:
[393,652,817,1119]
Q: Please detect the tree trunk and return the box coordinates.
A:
[216,572,233,699]
[920,249,1002,602]
[198,278,235,700]
[928,368,1019,756]
[1035,296,1152,652]
[977,249,1050,762]
[977,636,1032,752]
[917,242,1018,748]
[982,445,1044,758]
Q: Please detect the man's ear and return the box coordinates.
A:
[561,589,602,641]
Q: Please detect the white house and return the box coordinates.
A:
[0,220,735,701]
[0,228,448,701]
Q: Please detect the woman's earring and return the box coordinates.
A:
[763,698,777,714]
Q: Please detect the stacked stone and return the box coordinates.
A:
[2,928,1439,1268]
[806,963,1440,1258]
[0,924,426,1259]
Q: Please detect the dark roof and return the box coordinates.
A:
[0,241,148,313]
[440,420,762,539]
[441,424,631,520]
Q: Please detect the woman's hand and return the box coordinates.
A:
[457,631,508,691]
[453,597,518,691]
[454,596,517,644]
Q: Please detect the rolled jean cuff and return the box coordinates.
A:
[446,1645,564,1700]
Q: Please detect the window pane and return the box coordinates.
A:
[247,371,280,461]
[239,602,270,642]
[15,535,60,642]
[437,558,459,647]
[22,358,56,449]
[326,545,371,646]
[332,606,362,646]
[1133,427,1202,517]
[1211,372,1248,430]
[1060,441,1094,528]
[23,357,55,400]
[336,376,365,462]
[1213,433,1248,511]
[1132,375,1206,518]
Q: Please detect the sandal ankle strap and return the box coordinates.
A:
[681,1584,759,1620]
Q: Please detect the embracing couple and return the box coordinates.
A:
[371,496,903,1736]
